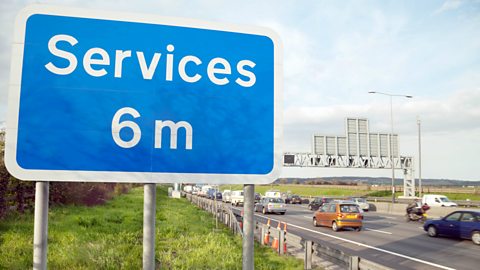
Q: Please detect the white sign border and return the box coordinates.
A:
[5,4,283,184]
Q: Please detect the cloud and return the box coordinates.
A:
[283,87,480,150]
[434,0,463,14]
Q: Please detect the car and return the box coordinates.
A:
[423,210,480,245]
[215,192,222,201]
[348,197,370,211]
[255,197,287,215]
[312,202,363,231]
[308,197,334,211]
[285,194,302,204]
[254,193,262,203]
[206,188,215,199]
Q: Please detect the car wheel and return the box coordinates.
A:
[472,231,480,245]
[356,227,362,232]
[280,212,285,215]
[262,207,267,215]
[313,218,319,227]
[332,221,339,232]
[427,225,438,237]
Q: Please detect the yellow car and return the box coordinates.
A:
[313,202,363,231]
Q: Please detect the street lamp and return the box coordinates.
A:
[368,91,412,203]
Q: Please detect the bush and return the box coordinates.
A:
[367,190,392,197]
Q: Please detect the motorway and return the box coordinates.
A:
[230,203,479,270]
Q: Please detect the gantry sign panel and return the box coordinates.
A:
[312,118,398,159]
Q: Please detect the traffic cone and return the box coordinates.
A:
[271,222,281,250]
[263,219,271,245]
[271,236,279,250]
[283,222,288,253]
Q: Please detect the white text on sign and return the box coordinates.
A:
[44,34,257,87]
[111,107,193,149]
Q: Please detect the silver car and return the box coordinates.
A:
[349,197,370,211]
[255,197,287,215]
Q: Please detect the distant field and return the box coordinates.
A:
[220,184,480,201]
[0,186,303,269]
[221,184,365,197]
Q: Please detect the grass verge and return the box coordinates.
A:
[0,186,303,269]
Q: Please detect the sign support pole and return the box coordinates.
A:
[143,183,156,270]
[33,181,49,270]
[243,184,254,270]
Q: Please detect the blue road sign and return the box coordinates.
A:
[6,5,282,183]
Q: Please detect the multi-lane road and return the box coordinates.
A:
[231,203,479,270]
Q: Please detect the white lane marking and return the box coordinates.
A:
[261,215,455,270]
[362,220,392,223]
[303,215,312,219]
[363,228,392,235]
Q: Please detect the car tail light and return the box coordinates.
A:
[358,214,363,220]
[268,203,272,209]
[336,213,344,219]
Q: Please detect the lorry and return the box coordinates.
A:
[198,185,213,197]
[422,194,458,207]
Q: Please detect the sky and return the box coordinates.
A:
[0,0,479,181]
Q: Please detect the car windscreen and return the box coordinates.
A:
[356,198,366,203]
[440,197,451,202]
[340,204,360,213]
[268,198,284,203]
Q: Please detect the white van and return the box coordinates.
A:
[231,190,244,206]
[422,194,457,207]
[222,190,232,203]
[265,190,281,198]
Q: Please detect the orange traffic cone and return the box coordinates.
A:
[263,219,271,245]
[272,222,281,250]
[283,222,288,253]
[271,236,279,250]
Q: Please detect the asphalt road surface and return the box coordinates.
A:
[230,203,479,270]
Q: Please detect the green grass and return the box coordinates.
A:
[0,186,304,269]
[222,184,364,197]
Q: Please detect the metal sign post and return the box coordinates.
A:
[33,181,49,270]
[143,183,156,270]
[243,184,254,270]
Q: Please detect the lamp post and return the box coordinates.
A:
[368,91,412,203]
[417,116,422,198]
